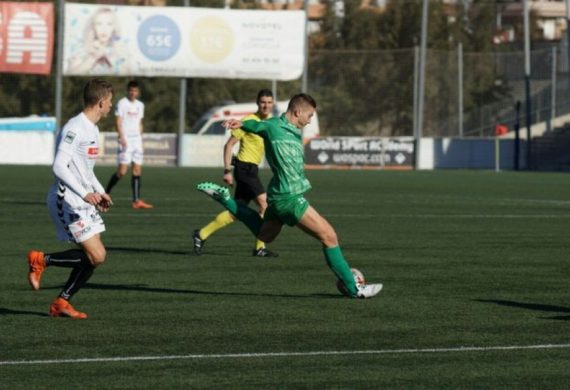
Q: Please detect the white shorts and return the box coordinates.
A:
[118,137,143,165]
[47,191,106,243]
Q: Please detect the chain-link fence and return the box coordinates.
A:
[2,0,570,139]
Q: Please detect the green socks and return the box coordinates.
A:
[220,197,263,237]
[323,246,358,296]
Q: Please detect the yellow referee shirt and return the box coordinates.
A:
[231,113,268,166]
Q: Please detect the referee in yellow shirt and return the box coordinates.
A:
[193,89,278,257]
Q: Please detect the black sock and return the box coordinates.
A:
[59,255,95,300]
[46,249,88,268]
[106,173,121,194]
[132,175,141,201]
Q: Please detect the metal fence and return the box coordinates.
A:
[1,43,568,138]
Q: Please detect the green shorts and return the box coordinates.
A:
[265,195,310,226]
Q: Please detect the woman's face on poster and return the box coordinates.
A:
[93,12,115,44]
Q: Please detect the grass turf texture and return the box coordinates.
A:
[1,166,569,388]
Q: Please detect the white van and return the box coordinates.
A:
[189,101,320,139]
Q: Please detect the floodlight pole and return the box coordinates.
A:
[415,0,429,170]
[524,0,532,169]
[54,0,64,133]
[550,46,557,130]
[413,46,419,140]
[302,0,309,93]
[177,0,190,167]
[458,42,463,138]
[565,0,570,119]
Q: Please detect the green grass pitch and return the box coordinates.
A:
[1,165,570,388]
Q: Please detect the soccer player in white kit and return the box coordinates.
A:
[27,79,114,319]
[105,80,153,209]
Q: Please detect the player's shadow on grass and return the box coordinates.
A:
[107,245,280,258]
[81,282,340,299]
[0,307,49,317]
[106,246,188,256]
[1,200,45,207]
[475,299,570,321]
[107,246,246,258]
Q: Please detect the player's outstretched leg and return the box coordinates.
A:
[197,182,263,236]
[324,247,383,298]
[299,206,382,299]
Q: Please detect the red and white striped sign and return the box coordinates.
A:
[0,2,54,75]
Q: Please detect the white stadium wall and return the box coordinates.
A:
[0,131,55,165]
[180,135,228,167]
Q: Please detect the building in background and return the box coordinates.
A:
[500,0,567,41]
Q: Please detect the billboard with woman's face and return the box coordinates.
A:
[63,3,305,81]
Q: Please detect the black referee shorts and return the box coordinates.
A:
[234,159,265,203]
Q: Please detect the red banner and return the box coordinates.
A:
[0,2,54,75]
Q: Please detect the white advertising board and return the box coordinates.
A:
[63,3,305,80]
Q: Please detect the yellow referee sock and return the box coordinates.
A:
[200,211,235,240]
[255,239,265,250]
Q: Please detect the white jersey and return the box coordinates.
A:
[116,97,144,138]
[49,112,105,210]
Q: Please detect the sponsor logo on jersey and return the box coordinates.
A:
[87,147,99,157]
[64,131,76,144]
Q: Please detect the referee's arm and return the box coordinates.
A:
[223,136,239,171]
[223,136,239,185]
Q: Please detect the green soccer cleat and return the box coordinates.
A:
[196,182,231,202]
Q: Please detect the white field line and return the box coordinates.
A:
[2,343,570,366]
[4,196,570,207]
[1,212,568,219]
[98,213,570,219]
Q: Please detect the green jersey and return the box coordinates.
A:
[241,114,311,200]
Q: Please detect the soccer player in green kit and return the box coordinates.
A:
[197,93,382,298]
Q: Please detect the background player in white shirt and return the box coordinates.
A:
[27,79,114,319]
[105,80,153,209]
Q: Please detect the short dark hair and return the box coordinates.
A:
[256,89,273,103]
[83,79,113,108]
[287,93,317,112]
[127,80,139,90]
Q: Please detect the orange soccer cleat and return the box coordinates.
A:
[49,298,88,319]
[132,199,153,209]
[27,250,46,291]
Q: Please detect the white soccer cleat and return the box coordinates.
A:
[356,283,383,299]
[196,182,231,202]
